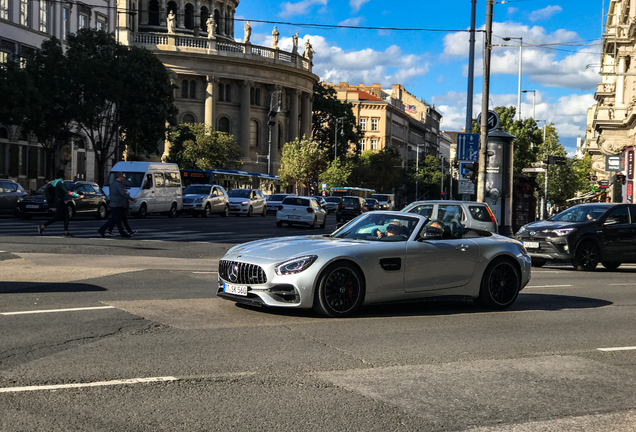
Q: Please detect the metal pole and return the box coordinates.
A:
[440,156,444,199]
[477,0,494,203]
[267,123,272,175]
[465,0,477,132]
[334,119,337,160]
[415,146,419,200]
[532,91,536,119]
[517,40,522,121]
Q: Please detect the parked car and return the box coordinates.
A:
[228,188,267,216]
[401,200,498,233]
[266,193,294,214]
[365,198,379,211]
[324,196,342,213]
[16,181,108,220]
[516,203,636,270]
[371,193,395,210]
[0,180,27,216]
[336,196,368,222]
[181,184,229,217]
[276,196,327,229]
[217,211,531,317]
[313,196,329,213]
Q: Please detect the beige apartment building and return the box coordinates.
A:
[585,0,635,203]
[329,82,442,167]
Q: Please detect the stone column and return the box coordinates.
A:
[239,80,252,156]
[205,75,217,130]
[300,92,312,140]
[220,8,225,36]
[141,0,148,25]
[53,0,61,39]
[617,56,626,106]
[270,118,279,171]
[194,0,201,30]
[288,88,299,141]
[160,0,167,27]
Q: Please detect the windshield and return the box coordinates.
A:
[332,213,420,242]
[228,189,251,198]
[183,185,212,195]
[105,172,145,188]
[371,194,389,201]
[325,197,341,203]
[550,205,611,222]
[268,194,288,201]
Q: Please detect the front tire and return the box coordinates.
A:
[313,261,365,318]
[135,204,147,219]
[276,220,283,227]
[573,241,599,271]
[221,206,229,217]
[261,206,267,217]
[246,206,252,217]
[602,261,621,271]
[203,204,211,218]
[96,204,107,220]
[168,203,178,218]
[476,258,521,309]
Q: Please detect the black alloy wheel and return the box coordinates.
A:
[313,261,365,318]
[222,206,229,217]
[203,204,211,218]
[476,258,520,309]
[573,241,599,271]
[96,204,107,220]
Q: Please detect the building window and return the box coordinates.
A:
[371,139,377,150]
[63,8,70,39]
[218,83,225,101]
[96,18,106,31]
[189,80,196,99]
[225,84,231,102]
[184,3,194,29]
[200,6,208,31]
[0,0,9,20]
[79,14,88,29]
[182,113,195,123]
[360,118,366,130]
[148,0,159,26]
[250,120,259,147]
[39,0,48,32]
[20,0,29,26]
[360,139,366,151]
[255,88,261,106]
[181,80,188,99]
[371,118,378,131]
[218,116,230,133]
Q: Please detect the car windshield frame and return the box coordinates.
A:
[332,213,421,242]
[105,172,146,188]
[227,189,251,198]
[183,185,212,195]
[549,204,612,222]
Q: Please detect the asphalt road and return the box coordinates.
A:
[1,214,636,431]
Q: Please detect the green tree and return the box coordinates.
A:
[278,137,327,193]
[318,158,353,191]
[166,123,242,169]
[414,154,445,200]
[348,147,407,194]
[312,82,364,159]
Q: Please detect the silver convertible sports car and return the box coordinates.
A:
[217,211,532,317]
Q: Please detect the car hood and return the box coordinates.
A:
[228,197,251,203]
[223,235,366,262]
[184,194,208,199]
[22,196,47,203]
[520,220,581,232]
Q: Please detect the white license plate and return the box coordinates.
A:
[26,205,39,209]
[288,215,300,219]
[224,283,247,296]
[524,241,539,249]
[345,206,354,209]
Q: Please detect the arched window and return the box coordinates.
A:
[218,83,225,101]
[148,0,159,25]
[250,120,259,147]
[182,113,196,124]
[218,116,230,133]
[181,80,189,99]
[250,88,255,105]
[200,6,208,31]
[213,9,219,34]
[189,80,196,99]
[255,88,261,106]
[0,127,8,139]
[184,3,194,29]
[225,84,231,102]
[167,1,177,20]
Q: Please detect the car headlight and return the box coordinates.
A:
[241,201,249,205]
[194,198,204,203]
[275,255,318,275]
[17,197,23,203]
[553,228,574,237]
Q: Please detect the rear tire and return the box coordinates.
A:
[168,203,177,218]
[310,216,316,229]
[476,258,521,309]
[96,204,107,220]
[261,206,267,217]
[203,204,211,218]
[602,261,621,271]
[313,261,365,318]
[135,204,147,219]
[221,206,229,217]
[320,217,326,229]
[246,206,252,217]
[573,241,599,271]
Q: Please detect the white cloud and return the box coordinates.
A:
[529,5,563,22]
[508,7,518,15]
[350,0,370,13]
[338,17,363,27]
[280,0,328,17]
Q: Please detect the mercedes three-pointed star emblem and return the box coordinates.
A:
[228,264,239,282]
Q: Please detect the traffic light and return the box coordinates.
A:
[463,162,478,183]
[616,172,627,185]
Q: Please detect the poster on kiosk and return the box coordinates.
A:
[485,140,504,224]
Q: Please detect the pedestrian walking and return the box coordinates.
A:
[106,194,136,237]
[98,172,134,238]
[38,170,83,238]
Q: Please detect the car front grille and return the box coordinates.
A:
[183,198,194,204]
[219,260,267,285]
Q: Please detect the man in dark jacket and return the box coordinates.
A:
[38,170,83,238]
[98,172,132,238]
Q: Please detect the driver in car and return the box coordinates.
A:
[375,221,403,239]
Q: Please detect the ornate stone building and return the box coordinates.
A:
[117,0,318,174]
[586,0,636,203]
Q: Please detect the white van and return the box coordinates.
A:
[371,193,395,210]
[104,162,182,218]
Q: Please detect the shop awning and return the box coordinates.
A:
[566,190,605,202]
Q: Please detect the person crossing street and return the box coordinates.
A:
[38,170,83,238]
[98,172,135,238]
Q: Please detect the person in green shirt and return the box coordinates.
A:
[38,170,83,238]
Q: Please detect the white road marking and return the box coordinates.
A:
[597,346,636,352]
[1,306,115,316]
[609,283,636,286]
[526,285,573,288]
[0,376,178,393]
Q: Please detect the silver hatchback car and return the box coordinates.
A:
[401,200,498,233]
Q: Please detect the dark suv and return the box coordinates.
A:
[336,196,368,222]
[516,203,636,270]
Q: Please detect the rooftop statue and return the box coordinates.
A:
[244,21,252,43]
[206,17,216,38]
[304,39,315,62]
[292,33,299,54]
[167,11,175,34]
[272,26,279,49]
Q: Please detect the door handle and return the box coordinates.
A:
[455,244,470,251]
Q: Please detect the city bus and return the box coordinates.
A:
[330,187,376,198]
[180,169,281,195]
[247,172,281,195]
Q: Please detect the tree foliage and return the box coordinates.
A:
[166,123,242,170]
[348,147,408,195]
[278,137,328,193]
[312,83,364,158]
[318,158,353,191]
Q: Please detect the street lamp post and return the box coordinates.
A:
[522,90,536,119]
[334,117,345,160]
[503,37,523,121]
[414,143,425,201]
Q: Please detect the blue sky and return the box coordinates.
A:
[234,0,604,155]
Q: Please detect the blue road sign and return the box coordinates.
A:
[457,133,479,161]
